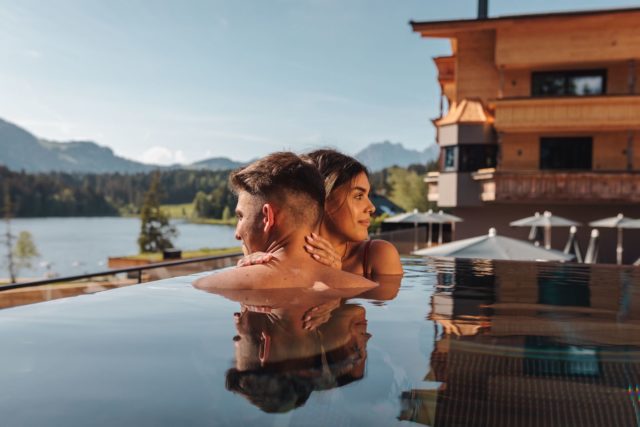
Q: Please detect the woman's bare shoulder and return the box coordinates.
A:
[367,239,403,275]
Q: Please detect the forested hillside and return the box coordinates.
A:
[0,167,234,217]
[1,158,439,218]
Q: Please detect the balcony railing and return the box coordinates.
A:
[493,95,640,132]
[473,169,640,203]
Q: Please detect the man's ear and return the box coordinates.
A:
[262,203,275,232]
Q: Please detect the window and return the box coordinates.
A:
[441,145,497,172]
[540,137,592,170]
[443,146,456,171]
[532,69,606,97]
[458,145,497,172]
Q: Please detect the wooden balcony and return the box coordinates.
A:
[473,169,640,203]
[425,172,439,202]
[494,95,640,132]
[433,56,455,85]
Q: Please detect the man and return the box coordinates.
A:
[193,152,376,291]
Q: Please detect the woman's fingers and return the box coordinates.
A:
[307,249,341,269]
[302,299,341,330]
[307,233,340,257]
[237,252,273,267]
[304,234,342,269]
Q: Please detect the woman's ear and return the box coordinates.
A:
[262,203,275,232]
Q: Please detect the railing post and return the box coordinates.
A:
[628,130,634,171]
[629,59,636,95]
[137,269,143,284]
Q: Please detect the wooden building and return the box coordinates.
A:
[411,6,640,263]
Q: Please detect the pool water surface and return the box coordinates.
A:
[0,257,639,426]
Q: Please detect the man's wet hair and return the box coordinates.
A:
[225,338,365,413]
[303,149,369,197]
[230,152,325,227]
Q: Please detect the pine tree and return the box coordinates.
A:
[137,173,177,253]
[193,191,211,218]
[13,231,39,272]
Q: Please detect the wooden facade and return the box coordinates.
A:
[411,7,640,263]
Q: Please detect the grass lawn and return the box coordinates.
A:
[160,203,195,219]
[125,246,242,262]
[160,203,237,225]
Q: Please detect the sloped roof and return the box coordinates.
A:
[435,99,493,126]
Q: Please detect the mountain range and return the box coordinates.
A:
[354,141,439,172]
[0,117,438,174]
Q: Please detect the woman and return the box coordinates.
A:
[302,149,402,277]
[240,149,403,278]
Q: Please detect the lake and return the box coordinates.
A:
[0,217,237,279]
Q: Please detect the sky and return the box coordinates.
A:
[1,0,638,165]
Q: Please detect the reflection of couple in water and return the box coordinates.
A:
[215,288,369,413]
[194,149,403,411]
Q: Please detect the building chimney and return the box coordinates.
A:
[478,0,488,20]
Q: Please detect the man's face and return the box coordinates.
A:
[234,192,268,255]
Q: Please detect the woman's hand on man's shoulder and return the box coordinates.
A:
[237,252,274,267]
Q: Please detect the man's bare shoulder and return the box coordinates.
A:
[193,259,377,292]
[193,264,277,291]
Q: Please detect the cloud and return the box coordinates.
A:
[141,146,188,165]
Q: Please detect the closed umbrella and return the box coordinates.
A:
[510,211,581,250]
[412,228,574,262]
[563,225,583,263]
[590,213,640,265]
[584,229,600,264]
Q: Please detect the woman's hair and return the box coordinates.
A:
[303,149,369,198]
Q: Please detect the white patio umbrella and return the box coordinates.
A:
[433,210,464,244]
[510,211,581,250]
[589,213,640,265]
[412,228,574,262]
[384,209,441,250]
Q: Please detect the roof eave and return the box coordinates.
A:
[410,6,640,38]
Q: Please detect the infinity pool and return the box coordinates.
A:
[1,257,639,426]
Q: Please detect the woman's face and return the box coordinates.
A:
[324,172,375,242]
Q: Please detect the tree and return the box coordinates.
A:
[13,231,39,274]
[2,181,17,283]
[137,173,177,253]
[193,191,212,218]
[386,167,431,212]
[221,206,232,222]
